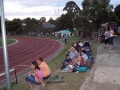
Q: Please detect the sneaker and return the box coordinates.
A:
[69,65,73,69]
[76,71,79,73]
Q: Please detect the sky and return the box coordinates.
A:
[1,0,120,21]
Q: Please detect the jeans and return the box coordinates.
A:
[25,75,40,84]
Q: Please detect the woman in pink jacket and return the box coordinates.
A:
[25,61,45,89]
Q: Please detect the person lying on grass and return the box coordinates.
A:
[25,61,45,89]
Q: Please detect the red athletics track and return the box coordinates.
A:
[0,36,63,84]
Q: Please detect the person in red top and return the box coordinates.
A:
[72,54,85,67]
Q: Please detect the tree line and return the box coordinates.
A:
[0,0,120,35]
[56,0,120,35]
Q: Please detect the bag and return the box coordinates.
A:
[72,68,77,72]
[46,75,64,83]
[60,64,66,70]
[76,67,88,72]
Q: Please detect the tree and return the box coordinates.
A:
[23,17,32,32]
[40,17,46,22]
[55,12,74,31]
[48,17,53,22]
[114,4,120,20]
[48,17,56,25]
[23,17,40,32]
[107,11,120,25]
[74,16,91,37]
[63,1,81,17]
[30,18,39,32]
[82,0,113,29]
[5,18,22,34]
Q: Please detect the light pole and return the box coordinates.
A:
[0,0,11,90]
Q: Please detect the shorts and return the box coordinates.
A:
[109,37,113,45]
[105,38,109,44]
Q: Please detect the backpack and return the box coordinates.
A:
[60,64,66,70]
[46,75,64,83]
[76,67,88,72]
[84,56,94,69]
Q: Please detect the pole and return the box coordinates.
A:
[0,0,11,90]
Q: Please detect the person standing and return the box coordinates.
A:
[109,27,114,49]
[64,34,67,44]
[104,28,110,48]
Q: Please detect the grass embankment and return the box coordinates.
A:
[0,38,16,47]
[0,37,99,90]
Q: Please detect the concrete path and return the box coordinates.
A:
[80,36,120,90]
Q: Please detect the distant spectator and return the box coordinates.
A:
[63,34,67,44]
[109,27,114,49]
[104,28,110,48]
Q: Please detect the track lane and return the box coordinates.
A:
[0,37,62,83]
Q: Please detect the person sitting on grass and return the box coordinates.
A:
[62,53,72,65]
[83,41,91,48]
[78,41,83,47]
[66,54,85,72]
[61,53,72,69]
[69,46,78,60]
[81,50,88,63]
[37,57,51,80]
[72,54,85,67]
[25,61,45,89]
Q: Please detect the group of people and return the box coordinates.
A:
[25,57,51,89]
[61,40,92,72]
[92,26,114,50]
[104,26,114,49]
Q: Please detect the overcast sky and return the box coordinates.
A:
[2,0,120,21]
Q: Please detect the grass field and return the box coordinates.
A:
[0,37,99,90]
[0,38,16,47]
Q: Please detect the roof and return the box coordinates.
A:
[43,22,55,29]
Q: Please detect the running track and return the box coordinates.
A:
[0,36,63,84]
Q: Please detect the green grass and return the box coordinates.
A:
[0,38,16,47]
[0,37,99,90]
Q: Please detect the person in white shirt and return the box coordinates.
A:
[109,27,114,49]
[104,29,110,48]
[81,50,88,63]
[69,46,78,60]
[78,41,83,47]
